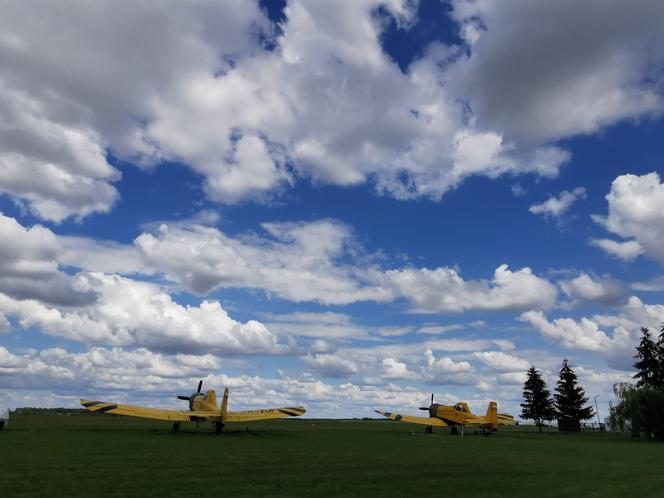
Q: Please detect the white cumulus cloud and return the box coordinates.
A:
[135,219,392,304]
[558,272,626,307]
[0,0,582,219]
[589,238,644,261]
[0,272,288,356]
[529,187,586,219]
[303,353,359,378]
[449,0,664,143]
[519,296,664,369]
[592,172,664,265]
[472,351,530,373]
[386,264,557,313]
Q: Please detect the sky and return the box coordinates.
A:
[1,0,664,421]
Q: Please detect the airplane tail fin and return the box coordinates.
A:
[485,401,498,430]
[219,387,229,424]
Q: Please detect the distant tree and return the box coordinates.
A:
[554,359,594,431]
[520,366,556,432]
[634,327,661,388]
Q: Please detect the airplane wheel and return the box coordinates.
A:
[450,426,459,436]
[425,425,433,434]
[214,422,224,435]
[172,422,180,432]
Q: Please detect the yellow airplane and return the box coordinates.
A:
[376,393,515,435]
[80,380,306,434]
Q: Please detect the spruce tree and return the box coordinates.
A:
[634,327,660,388]
[520,366,555,432]
[656,324,664,388]
[554,359,594,431]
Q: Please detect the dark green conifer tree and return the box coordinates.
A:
[634,327,660,388]
[554,359,594,431]
[520,366,555,432]
[656,324,664,388]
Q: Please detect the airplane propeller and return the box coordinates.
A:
[419,393,434,411]
[176,379,204,402]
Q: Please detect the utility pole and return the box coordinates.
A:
[593,395,601,428]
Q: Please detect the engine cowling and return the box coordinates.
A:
[189,392,204,411]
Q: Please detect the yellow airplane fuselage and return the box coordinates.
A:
[189,390,219,413]
[430,402,497,428]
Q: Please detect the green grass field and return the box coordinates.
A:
[1,414,662,497]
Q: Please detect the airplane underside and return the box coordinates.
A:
[171,420,225,434]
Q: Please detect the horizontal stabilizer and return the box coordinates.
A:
[497,413,516,426]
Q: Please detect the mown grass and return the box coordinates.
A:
[1,414,662,497]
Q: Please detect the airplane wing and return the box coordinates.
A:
[461,414,516,426]
[80,399,219,422]
[375,410,448,427]
[225,406,306,423]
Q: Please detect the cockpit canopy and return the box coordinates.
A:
[454,402,470,412]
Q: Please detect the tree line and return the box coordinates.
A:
[11,407,89,416]
[520,359,595,432]
[520,324,664,438]
[611,325,664,440]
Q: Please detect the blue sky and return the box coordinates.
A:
[1,0,664,420]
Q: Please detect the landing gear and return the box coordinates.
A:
[450,426,459,435]
[172,422,180,432]
[214,422,224,435]
[424,425,433,434]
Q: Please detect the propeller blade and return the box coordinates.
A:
[419,407,429,411]
[177,396,190,401]
[197,380,203,393]
[431,393,434,404]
